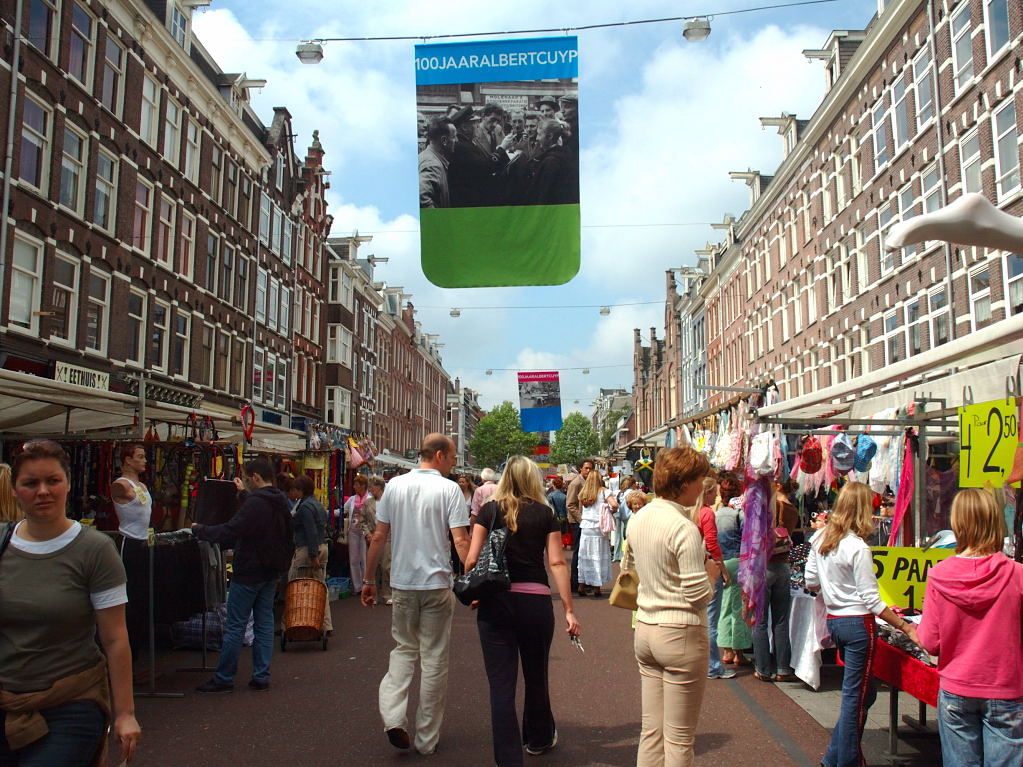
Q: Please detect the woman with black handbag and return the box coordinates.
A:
[464,456,580,767]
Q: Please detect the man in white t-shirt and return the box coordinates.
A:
[362,434,469,756]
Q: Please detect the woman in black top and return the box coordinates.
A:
[466,456,580,767]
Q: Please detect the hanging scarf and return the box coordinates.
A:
[887,434,917,546]
[739,475,772,626]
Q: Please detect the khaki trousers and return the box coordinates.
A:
[634,621,709,767]
[365,541,392,601]
[287,543,333,632]
[378,588,455,754]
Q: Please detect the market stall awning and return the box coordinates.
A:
[0,369,136,435]
[374,452,420,471]
[757,313,1023,421]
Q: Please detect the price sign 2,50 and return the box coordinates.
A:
[959,400,1019,488]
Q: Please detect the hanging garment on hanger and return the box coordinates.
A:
[887,435,917,546]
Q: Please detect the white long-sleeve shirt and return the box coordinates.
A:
[804,532,886,617]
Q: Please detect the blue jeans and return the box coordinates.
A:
[0,700,105,767]
[706,575,724,676]
[752,562,792,677]
[938,690,1023,767]
[215,578,277,685]
[823,615,877,767]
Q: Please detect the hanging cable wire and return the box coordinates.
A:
[422,299,662,311]
[287,0,840,43]
[462,364,631,372]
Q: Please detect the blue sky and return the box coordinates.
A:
[195,0,880,415]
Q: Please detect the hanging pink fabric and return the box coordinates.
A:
[887,435,916,546]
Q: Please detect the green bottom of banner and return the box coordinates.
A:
[420,204,580,288]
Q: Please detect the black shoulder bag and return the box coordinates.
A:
[453,509,510,606]
[0,522,12,561]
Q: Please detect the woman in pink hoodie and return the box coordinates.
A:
[917,488,1023,767]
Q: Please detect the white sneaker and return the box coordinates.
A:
[385,598,394,605]
[526,730,558,756]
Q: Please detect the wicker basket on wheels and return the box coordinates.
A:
[281,578,328,651]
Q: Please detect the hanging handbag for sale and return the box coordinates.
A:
[609,538,638,610]
[453,512,510,606]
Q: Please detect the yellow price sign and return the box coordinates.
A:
[958,399,1019,488]
[870,546,953,610]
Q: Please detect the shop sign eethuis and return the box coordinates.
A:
[870,546,954,610]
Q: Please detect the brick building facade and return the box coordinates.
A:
[1,0,331,439]
[630,0,1023,440]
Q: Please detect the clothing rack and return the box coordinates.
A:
[177,539,220,674]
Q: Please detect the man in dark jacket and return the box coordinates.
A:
[193,457,291,693]
[524,119,579,206]
[448,106,513,207]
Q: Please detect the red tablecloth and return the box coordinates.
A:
[871,638,939,707]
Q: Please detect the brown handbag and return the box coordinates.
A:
[608,538,639,610]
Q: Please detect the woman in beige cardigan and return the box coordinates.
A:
[621,447,715,767]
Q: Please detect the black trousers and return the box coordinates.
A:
[120,537,150,660]
[476,591,556,767]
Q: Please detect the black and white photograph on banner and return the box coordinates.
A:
[417,82,580,209]
[518,379,562,409]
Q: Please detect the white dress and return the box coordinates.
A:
[577,489,612,587]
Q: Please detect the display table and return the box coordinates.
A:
[872,638,940,760]
[789,589,831,689]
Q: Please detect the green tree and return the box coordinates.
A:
[600,407,630,452]
[469,402,537,469]
[550,412,601,467]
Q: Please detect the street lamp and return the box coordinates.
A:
[599,306,611,316]
[296,41,324,64]
[450,308,461,318]
[683,17,711,42]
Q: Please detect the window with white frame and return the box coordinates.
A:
[905,299,926,357]
[806,263,817,323]
[281,287,291,334]
[854,225,869,292]
[215,330,229,391]
[259,192,271,245]
[928,287,951,347]
[68,3,94,89]
[326,387,352,428]
[268,278,280,331]
[341,326,353,367]
[205,233,219,293]
[297,227,306,272]
[224,161,237,218]
[163,99,181,168]
[27,0,59,60]
[209,145,223,205]
[252,347,264,401]
[960,129,982,194]
[883,311,902,365]
[304,293,313,338]
[59,124,87,215]
[170,5,188,48]
[235,255,248,312]
[276,358,286,410]
[1004,253,1023,316]
[891,73,910,150]
[282,219,293,267]
[850,136,863,196]
[878,202,896,273]
[49,255,78,344]
[342,271,354,310]
[921,164,941,214]
[275,152,284,190]
[271,205,282,255]
[951,4,974,94]
[969,267,993,330]
[133,179,153,254]
[154,194,175,266]
[834,155,846,211]
[985,0,1010,59]
[178,210,195,280]
[126,290,146,365]
[231,338,244,396]
[100,35,125,116]
[140,75,159,147]
[183,119,200,184]
[172,311,190,377]
[219,244,234,304]
[913,48,933,128]
[20,96,50,191]
[897,183,918,260]
[93,149,117,233]
[240,176,252,229]
[256,268,267,323]
[200,324,215,387]
[83,271,109,353]
[871,97,890,171]
[264,353,276,405]
[993,100,1019,200]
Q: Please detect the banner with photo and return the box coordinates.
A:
[415,36,580,287]
[518,371,563,432]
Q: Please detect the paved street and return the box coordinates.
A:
[130,591,846,767]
